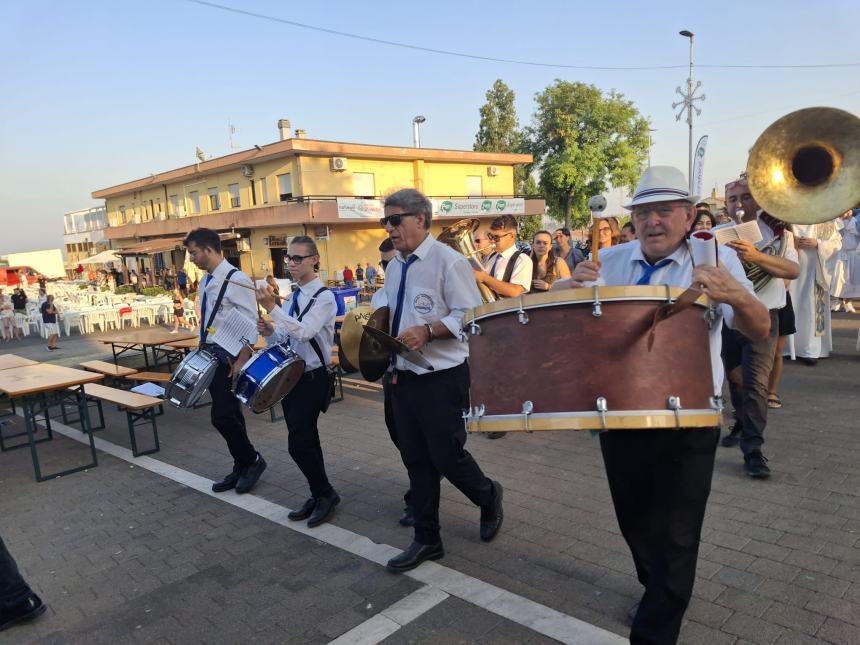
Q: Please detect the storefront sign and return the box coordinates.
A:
[432,198,525,217]
[266,235,288,248]
[337,198,385,220]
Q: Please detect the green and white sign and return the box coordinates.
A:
[337,198,385,219]
[432,198,525,217]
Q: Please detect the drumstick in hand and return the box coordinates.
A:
[226,279,285,305]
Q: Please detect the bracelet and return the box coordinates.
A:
[424,322,434,342]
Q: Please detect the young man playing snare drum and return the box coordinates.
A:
[553,166,769,645]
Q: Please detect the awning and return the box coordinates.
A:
[116,237,186,256]
[79,250,123,264]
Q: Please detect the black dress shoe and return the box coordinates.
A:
[399,506,415,527]
[308,491,340,527]
[720,424,742,448]
[211,468,241,493]
[486,432,506,440]
[0,594,47,632]
[386,541,444,572]
[799,357,818,366]
[288,498,316,521]
[235,453,267,494]
[480,480,504,542]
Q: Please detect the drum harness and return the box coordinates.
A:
[200,268,239,357]
[289,286,338,413]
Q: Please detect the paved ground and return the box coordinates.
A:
[1,318,859,644]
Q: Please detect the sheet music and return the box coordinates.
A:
[131,383,166,397]
[210,308,258,357]
[713,220,763,245]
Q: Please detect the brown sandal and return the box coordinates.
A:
[767,394,782,409]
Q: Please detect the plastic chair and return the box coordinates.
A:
[14,313,30,337]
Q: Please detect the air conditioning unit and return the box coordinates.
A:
[330,157,348,171]
[241,164,254,178]
[487,165,499,177]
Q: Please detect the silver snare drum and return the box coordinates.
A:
[165,347,219,408]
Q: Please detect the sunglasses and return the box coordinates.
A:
[286,254,315,264]
[488,231,513,242]
[379,213,419,227]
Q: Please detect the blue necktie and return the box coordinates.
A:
[636,259,673,285]
[286,291,300,347]
[489,254,501,278]
[391,255,418,337]
[199,273,213,341]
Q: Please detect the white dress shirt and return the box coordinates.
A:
[713,214,798,310]
[383,234,481,374]
[200,259,259,355]
[267,277,336,371]
[489,244,533,295]
[598,240,755,396]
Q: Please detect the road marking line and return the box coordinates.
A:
[327,585,449,645]
[47,420,625,645]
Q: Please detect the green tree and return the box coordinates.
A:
[525,80,650,230]
[474,79,534,196]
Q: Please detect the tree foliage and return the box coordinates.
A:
[525,80,650,229]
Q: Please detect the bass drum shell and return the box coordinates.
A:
[165,347,219,408]
[233,344,306,413]
[464,286,719,432]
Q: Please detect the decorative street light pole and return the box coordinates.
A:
[412,115,426,148]
[673,30,705,191]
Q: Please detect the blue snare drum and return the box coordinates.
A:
[233,344,305,413]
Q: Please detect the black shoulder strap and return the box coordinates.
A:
[296,286,330,367]
[501,251,523,284]
[202,268,238,343]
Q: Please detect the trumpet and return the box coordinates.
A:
[438,218,498,303]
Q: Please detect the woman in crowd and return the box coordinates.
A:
[530,230,571,292]
[170,287,194,334]
[691,209,715,233]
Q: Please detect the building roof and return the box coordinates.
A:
[92,138,533,200]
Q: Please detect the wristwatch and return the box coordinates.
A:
[424,322,434,342]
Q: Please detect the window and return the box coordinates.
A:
[208,187,220,211]
[119,206,127,223]
[190,191,200,214]
[467,175,482,197]
[277,173,292,201]
[259,177,269,204]
[169,194,180,217]
[228,183,240,208]
[352,172,375,198]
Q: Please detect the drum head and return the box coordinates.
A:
[249,358,305,413]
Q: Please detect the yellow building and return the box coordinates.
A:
[92,123,544,283]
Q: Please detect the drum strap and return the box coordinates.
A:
[294,287,330,369]
[500,251,524,284]
[201,268,238,344]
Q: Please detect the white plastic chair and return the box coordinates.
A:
[14,313,30,337]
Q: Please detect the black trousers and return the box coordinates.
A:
[208,360,257,469]
[600,427,719,645]
[281,366,333,499]
[0,535,33,610]
[721,310,778,455]
[383,371,411,508]
[389,362,494,545]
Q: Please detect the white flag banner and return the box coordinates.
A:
[692,135,708,197]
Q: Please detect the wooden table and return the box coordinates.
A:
[0,354,38,370]
[0,364,104,482]
[99,330,196,368]
[161,336,267,354]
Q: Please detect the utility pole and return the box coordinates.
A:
[673,30,705,191]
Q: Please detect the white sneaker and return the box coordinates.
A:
[845,301,857,314]
[169,329,179,334]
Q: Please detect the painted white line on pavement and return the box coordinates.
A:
[327,585,449,645]
[48,421,625,645]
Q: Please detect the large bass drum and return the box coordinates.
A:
[165,347,219,408]
[233,344,305,413]
[463,285,722,433]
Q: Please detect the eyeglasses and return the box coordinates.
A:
[631,202,686,221]
[379,213,418,227]
[488,231,513,242]
[286,254,314,264]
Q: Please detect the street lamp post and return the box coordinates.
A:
[412,115,426,148]
[672,30,705,191]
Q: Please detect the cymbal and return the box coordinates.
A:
[359,307,390,382]
[747,107,860,224]
[361,325,434,371]
[339,305,373,373]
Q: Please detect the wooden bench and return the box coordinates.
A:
[80,360,138,388]
[74,383,163,457]
[125,371,172,384]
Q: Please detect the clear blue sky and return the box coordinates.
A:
[2,0,858,254]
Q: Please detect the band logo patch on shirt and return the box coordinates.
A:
[413,293,434,314]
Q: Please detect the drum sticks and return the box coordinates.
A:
[226,279,285,305]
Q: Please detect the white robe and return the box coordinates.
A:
[789,221,842,358]
[831,217,860,299]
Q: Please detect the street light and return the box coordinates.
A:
[672,30,705,191]
[412,115,426,148]
[648,129,658,167]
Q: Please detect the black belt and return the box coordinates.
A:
[393,360,466,385]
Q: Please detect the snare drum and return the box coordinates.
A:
[233,344,305,413]
[165,347,219,408]
[463,285,721,433]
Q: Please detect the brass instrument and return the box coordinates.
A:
[437,218,497,303]
[742,237,787,293]
[747,107,860,225]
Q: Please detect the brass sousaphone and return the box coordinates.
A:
[747,107,860,225]
[437,218,497,303]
